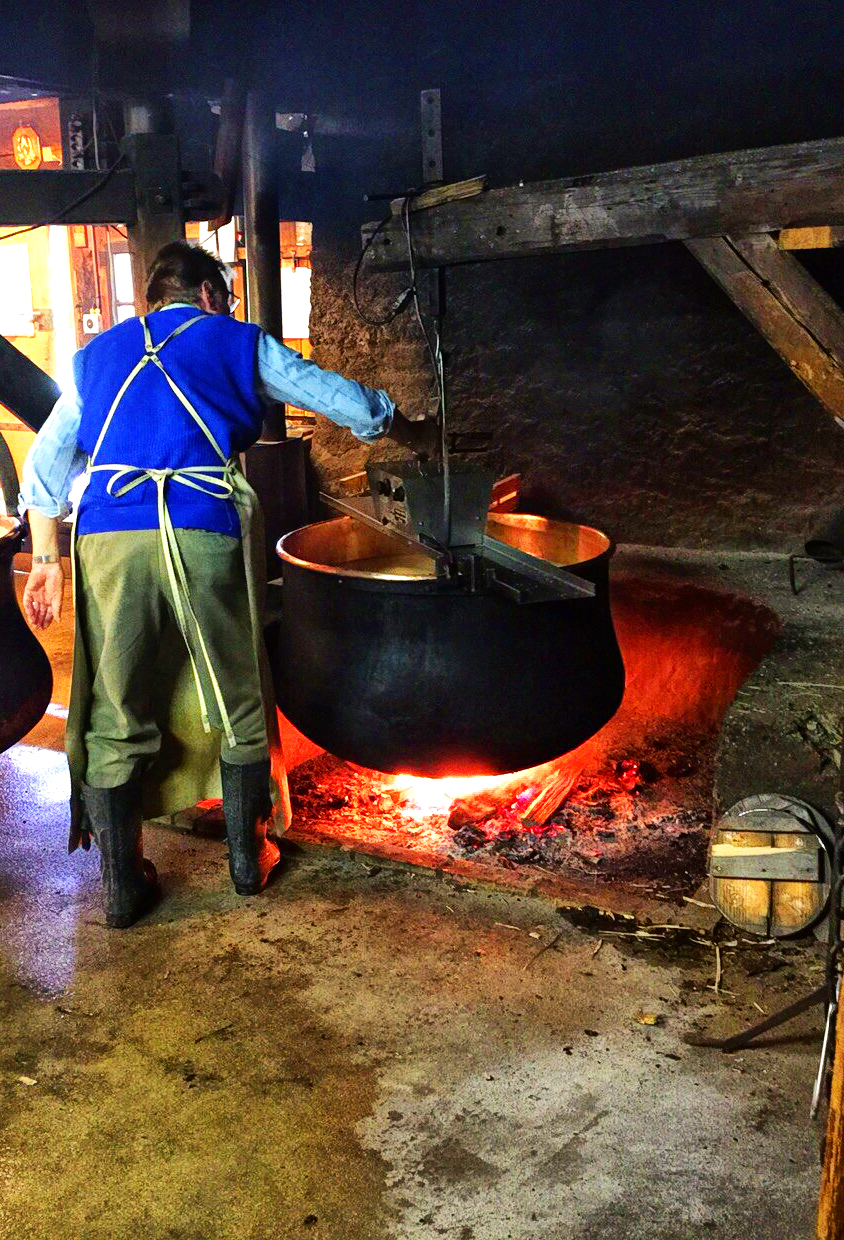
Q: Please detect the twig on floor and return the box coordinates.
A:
[523,929,565,970]
[194,1021,235,1044]
[776,680,844,690]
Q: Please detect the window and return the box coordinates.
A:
[111,252,135,321]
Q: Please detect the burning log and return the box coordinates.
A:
[520,765,583,828]
[447,756,583,828]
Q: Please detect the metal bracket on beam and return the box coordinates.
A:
[421,89,443,185]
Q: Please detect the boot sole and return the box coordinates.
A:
[230,840,281,897]
[105,876,160,929]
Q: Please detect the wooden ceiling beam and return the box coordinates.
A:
[363,137,844,271]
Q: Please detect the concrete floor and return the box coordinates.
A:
[0,560,828,1240]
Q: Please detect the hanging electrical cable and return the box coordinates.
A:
[354,192,446,418]
[352,209,415,327]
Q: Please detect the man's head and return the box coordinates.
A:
[146,241,231,315]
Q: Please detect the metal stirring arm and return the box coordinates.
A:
[481,534,596,602]
[319,490,444,561]
[320,487,596,603]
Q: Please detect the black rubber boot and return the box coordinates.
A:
[220,757,280,895]
[81,781,159,929]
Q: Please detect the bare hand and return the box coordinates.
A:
[23,562,65,630]
[408,416,441,460]
[390,410,441,460]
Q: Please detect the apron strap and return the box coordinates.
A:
[89,353,153,464]
[92,314,226,466]
[144,313,208,355]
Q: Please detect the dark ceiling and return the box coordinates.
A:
[4,1,844,124]
[4,0,844,219]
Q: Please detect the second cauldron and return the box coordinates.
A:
[0,517,52,753]
[272,513,625,777]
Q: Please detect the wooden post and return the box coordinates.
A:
[818,996,844,1239]
[123,100,184,316]
[242,89,286,442]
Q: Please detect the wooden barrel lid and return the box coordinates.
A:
[709,794,833,938]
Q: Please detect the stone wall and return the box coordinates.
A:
[308,232,844,550]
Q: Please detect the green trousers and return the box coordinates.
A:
[75,529,269,788]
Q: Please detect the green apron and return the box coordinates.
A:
[66,314,290,850]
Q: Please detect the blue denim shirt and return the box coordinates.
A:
[19,306,394,518]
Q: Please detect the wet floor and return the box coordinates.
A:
[0,560,827,1240]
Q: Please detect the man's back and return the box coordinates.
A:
[76,307,264,537]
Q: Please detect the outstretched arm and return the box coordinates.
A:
[19,380,84,630]
[256,332,438,454]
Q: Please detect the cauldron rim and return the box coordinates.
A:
[277,512,614,586]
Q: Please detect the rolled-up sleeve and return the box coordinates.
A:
[18,383,86,519]
[257,332,394,442]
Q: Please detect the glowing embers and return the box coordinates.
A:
[287,736,713,890]
[447,755,702,879]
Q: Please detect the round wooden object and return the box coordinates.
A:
[709,793,833,938]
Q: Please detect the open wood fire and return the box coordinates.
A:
[289,728,713,892]
[283,572,782,899]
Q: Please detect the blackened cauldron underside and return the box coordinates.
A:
[273,514,625,778]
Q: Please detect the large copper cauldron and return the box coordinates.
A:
[272,513,625,777]
[0,517,52,752]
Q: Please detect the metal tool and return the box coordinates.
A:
[321,459,595,605]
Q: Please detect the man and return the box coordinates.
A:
[21,240,435,929]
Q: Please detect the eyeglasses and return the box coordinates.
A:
[227,294,241,315]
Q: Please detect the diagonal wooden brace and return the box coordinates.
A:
[686,233,844,426]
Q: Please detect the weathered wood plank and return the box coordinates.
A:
[709,846,823,881]
[818,998,844,1239]
[389,176,487,217]
[730,234,844,369]
[711,828,771,936]
[364,137,844,269]
[686,235,844,422]
[770,832,826,937]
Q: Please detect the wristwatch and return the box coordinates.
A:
[32,554,60,565]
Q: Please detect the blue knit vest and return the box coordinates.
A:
[75,307,263,537]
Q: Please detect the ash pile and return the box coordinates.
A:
[288,728,714,890]
[448,735,714,885]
